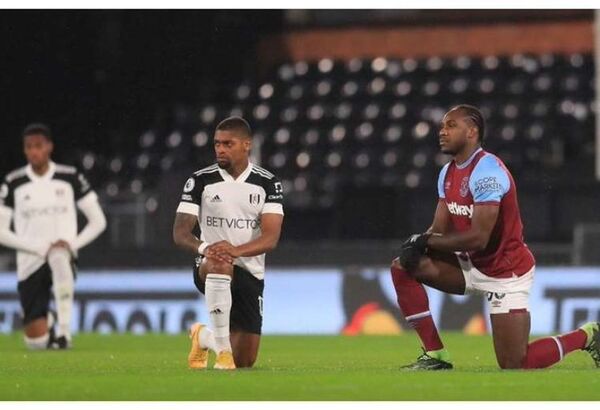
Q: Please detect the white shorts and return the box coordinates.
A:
[456,253,535,315]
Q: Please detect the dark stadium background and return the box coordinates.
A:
[1,10,599,337]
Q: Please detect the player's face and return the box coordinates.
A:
[23,134,53,168]
[214,130,251,170]
[438,110,473,155]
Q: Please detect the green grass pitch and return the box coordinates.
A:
[0,332,598,400]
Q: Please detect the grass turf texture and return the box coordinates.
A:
[0,332,598,400]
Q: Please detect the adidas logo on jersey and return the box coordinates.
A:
[211,195,222,203]
[447,201,473,218]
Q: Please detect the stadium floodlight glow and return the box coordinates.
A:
[281,106,299,122]
[274,128,291,145]
[356,122,374,140]
[302,129,320,146]
[368,78,386,95]
[347,58,362,73]
[384,125,402,143]
[296,152,311,168]
[294,61,308,76]
[363,103,380,120]
[200,106,216,124]
[106,182,119,197]
[482,55,499,70]
[479,77,495,94]
[503,104,519,119]
[534,74,552,92]
[528,124,544,141]
[140,130,156,148]
[402,58,417,73]
[318,58,334,73]
[354,152,370,168]
[334,102,352,119]
[278,64,294,81]
[269,152,287,169]
[236,84,251,100]
[501,125,516,141]
[259,83,274,99]
[426,56,443,72]
[405,171,421,188]
[109,158,123,173]
[386,61,402,78]
[288,84,304,100]
[294,175,308,191]
[329,125,346,143]
[229,106,244,118]
[82,153,95,170]
[569,53,584,68]
[342,81,358,97]
[371,57,388,73]
[160,156,173,171]
[193,131,209,147]
[423,80,440,96]
[389,103,407,119]
[316,80,332,97]
[413,122,430,140]
[167,131,182,148]
[145,197,158,213]
[130,179,143,194]
[382,150,398,167]
[136,153,150,170]
[253,103,270,120]
[395,81,411,97]
[326,152,342,168]
[413,152,427,168]
[454,55,472,71]
[307,104,324,120]
[451,78,468,94]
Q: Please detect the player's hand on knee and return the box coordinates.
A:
[205,242,235,264]
[398,233,431,272]
[50,239,72,253]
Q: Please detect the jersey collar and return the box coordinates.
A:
[455,147,483,169]
[218,162,253,182]
[26,161,56,181]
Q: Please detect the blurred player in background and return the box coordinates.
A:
[173,116,284,370]
[0,123,106,349]
[391,105,600,370]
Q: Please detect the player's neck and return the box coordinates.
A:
[30,161,50,176]
[225,160,249,180]
[454,145,481,166]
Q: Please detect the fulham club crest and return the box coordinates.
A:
[249,193,261,205]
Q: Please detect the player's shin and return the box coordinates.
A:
[391,265,445,354]
[522,328,588,369]
[48,247,74,342]
[205,274,233,353]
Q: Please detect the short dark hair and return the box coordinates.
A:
[450,104,485,143]
[216,116,252,138]
[23,123,52,141]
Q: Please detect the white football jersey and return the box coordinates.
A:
[176,163,284,279]
[0,162,97,280]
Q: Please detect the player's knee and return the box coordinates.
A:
[497,353,526,370]
[234,351,257,368]
[204,257,233,276]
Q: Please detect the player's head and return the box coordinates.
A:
[439,105,485,156]
[22,123,53,168]
[213,116,252,170]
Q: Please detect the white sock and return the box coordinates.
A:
[205,274,232,353]
[198,325,217,352]
[24,333,49,350]
[47,247,74,340]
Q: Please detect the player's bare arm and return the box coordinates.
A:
[208,213,283,259]
[427,199,452,235]
[172,212,201,254]
[427,204,500,252]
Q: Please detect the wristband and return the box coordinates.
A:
[198,242,210,255]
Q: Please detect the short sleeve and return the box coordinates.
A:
[0,179,13,209]
[437,163,450,199]
[469,155,510,203]
[262,177,284,215]
[74,171,93,201]
[176,175,204,216]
